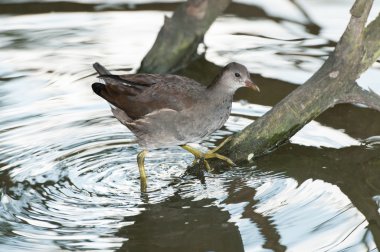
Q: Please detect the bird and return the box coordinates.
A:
[92,62,260,191]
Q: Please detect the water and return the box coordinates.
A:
[1,0,380,251]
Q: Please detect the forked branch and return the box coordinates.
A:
[188,0,380,170]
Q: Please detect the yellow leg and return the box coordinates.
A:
[209,136,232,154]
[181,140,235,172]
[137,150,148,192]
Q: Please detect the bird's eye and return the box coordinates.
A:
[234,72,241,78]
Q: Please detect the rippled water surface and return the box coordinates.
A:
[1,0,380,251]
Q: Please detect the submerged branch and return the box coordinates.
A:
[338,84,380,112]
[360,12,380,73]
[186,0,380,171]
[139,0,231,73]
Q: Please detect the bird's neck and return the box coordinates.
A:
[206,79,236,101]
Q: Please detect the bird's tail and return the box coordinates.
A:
[92,62,109,97]
[93,62,110,75]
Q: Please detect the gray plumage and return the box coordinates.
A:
[92,62,259,149]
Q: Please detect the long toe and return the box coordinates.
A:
[204,152,236,166]
[203,159,213,172]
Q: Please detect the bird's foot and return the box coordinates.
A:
[181,142,235,172]
[203,151,235,171]
[203,136,235,171]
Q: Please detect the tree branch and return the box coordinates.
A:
[186,0,380,171]
[338,83,380,111]
[139,0,231,74]
[350,0,372,18]
[360,12,380,73]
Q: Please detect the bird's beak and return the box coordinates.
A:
[245,79,260,92]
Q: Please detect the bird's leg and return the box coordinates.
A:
[181,140,235,172]
[208,136,232,154]
[203,136,235,167]
[137,150,148,192]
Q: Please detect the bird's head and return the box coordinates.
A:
[217,62,260,93]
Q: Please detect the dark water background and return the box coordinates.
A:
[0,0,380,251]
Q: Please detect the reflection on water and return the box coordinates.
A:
[0,0,379,251]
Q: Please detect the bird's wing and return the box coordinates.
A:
[99,74,157,97]
[98,73,205,120]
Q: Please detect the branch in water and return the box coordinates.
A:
[139,0,232,73]
[338,83,380,112]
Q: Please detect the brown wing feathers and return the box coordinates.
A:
[92,63,202,120]
[99,75,153,88]
[92,63,160,119]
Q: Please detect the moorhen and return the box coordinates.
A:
[92,62,259,191]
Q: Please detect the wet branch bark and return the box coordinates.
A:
[139,0,231,74]
[338,84,380,111]
[201,0,380,168]
[138,0,379,170]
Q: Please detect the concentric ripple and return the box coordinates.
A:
[1,1,379,251]
[0,108,195,250]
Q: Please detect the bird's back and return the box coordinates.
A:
[92,63,207,120]
[92,62,254,149]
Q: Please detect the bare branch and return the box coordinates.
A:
[360,12,380,73]
[350,0,372,18]
[333,0,373,79]
[338,83,380,111]
[186,0,380,170]
[139,0,231,73]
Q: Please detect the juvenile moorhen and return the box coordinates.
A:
[92,62,259,191]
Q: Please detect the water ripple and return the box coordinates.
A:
[0,2,379,251]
